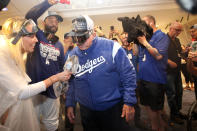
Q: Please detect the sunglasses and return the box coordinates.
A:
[72,32,90,45]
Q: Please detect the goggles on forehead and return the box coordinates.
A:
[12,19,38,45]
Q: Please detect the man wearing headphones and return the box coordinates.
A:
[66,15,137,131]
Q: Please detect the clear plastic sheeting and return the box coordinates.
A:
[53,55,79,97]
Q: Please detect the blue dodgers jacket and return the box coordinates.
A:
[66,37,137,111]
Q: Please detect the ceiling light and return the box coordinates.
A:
[96,0,103,4]
[1,8,8,11]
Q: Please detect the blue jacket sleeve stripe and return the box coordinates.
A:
[112,42,121,63]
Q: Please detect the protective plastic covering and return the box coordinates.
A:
[53,55,79,97]
[0,43,40,131]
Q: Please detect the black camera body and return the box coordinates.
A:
[176,0,197,14]
[0,0,10,11]
[118,15,153,45]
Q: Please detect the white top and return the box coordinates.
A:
[0,44,46,131]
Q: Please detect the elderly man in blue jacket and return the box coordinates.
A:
[66,15,137,131]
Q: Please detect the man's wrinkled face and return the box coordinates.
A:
[170,25,183,38]
[44,16,59,34]
[75,34,94,50]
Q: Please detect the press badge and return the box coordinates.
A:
[128,53,132,59]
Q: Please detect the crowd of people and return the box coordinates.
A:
[1,0,197,131]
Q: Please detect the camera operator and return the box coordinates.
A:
[137,15,170,131]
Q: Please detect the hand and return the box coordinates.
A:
[94,26,103,35]
[184,46,190,53]
[168,59,177,68]
[48,0,58,5]
[121,104,135,122]
[187,58,193,65]
[67,107,75,124]
[56,71,72,82]
[137,36,147,46]
[94,26,100,32]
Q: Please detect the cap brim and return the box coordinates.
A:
[45,15,63,22]
[67,31,75,36]
[68,30,87,37]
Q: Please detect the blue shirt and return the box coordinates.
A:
[138,30,170,84]
[123,48,139,79]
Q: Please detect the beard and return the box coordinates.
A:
[45,24,58,34]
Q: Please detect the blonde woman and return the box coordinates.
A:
[0,17,71,131]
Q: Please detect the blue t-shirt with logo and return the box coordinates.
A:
[138,30,170,84]
[26,30,65,99]
[25,0,65,99]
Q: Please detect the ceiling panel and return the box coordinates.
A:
[0,0,197,29]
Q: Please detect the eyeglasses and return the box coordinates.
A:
[12,19,38,44]
[173,28,182,32]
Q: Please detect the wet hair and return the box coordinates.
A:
[2,17,27,75]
